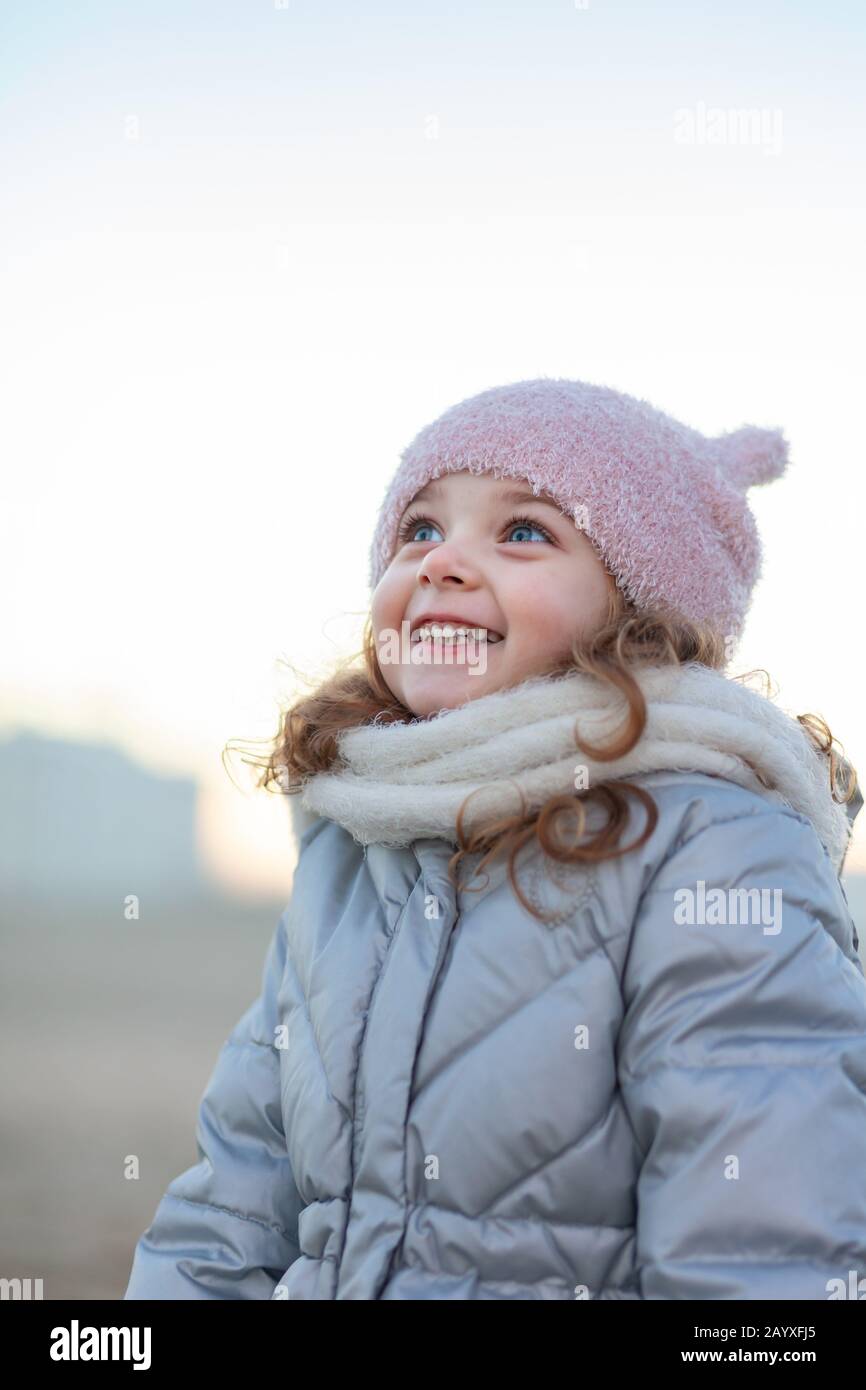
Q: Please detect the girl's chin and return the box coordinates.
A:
[399,669,498,713]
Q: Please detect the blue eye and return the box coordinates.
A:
[506,520,550,544]
[403,519,443,543]
[395,510,555,547]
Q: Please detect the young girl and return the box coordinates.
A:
[125,376,866,1301]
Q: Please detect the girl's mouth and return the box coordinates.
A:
[410,624,505,646]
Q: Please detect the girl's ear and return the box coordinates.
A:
[714,425,790,491]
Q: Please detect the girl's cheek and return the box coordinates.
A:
[371,583,399,631]
[510,581,564,631]
[527,602,584,652]
[504,571,553,611]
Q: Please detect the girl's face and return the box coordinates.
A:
[371,470,617,716]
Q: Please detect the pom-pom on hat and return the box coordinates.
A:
[368,376,789,646]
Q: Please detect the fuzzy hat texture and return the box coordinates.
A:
[367,376,789,645]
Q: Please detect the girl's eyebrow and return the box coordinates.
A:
[495,484,564,511]
[406,480,564,512]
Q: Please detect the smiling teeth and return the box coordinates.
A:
[413,623,502,643]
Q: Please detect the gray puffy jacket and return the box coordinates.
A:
[124,769,866,1300]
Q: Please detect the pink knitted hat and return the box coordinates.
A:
[368,376,789,643]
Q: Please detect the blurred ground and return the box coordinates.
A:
[3,874,865,1300]
[0,892,286,1300]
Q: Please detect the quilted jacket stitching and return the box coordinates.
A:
[620,1058,861,1079]
[617,806,840,994]
[282,950,352,1126]
[392,1253,641,1295]
[479,1090,627,1216]
[163,1190,297,1244]
[415,942,612,1099]
[406,1200,633,1232]
[336,866,423,1290]
[381,867,462,1294]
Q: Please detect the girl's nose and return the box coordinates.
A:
[416,543,482,587]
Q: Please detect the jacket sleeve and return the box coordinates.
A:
[616,807,866,1300]
[124,907,304,1299]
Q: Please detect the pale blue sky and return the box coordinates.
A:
[2,1,864,891]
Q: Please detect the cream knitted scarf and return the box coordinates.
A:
[297,662,855,872]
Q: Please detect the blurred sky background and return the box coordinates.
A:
[1,0,864,893]
[2,0,865,1301]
